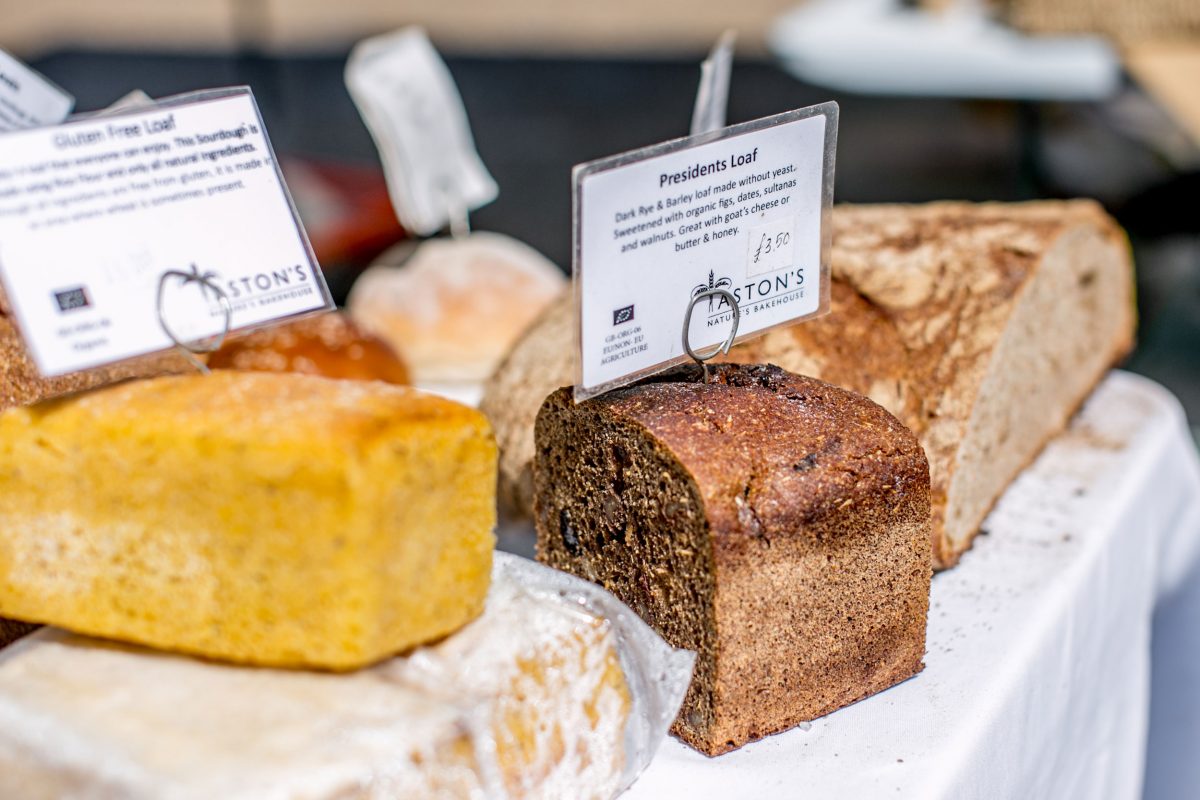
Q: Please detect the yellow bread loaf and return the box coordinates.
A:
[0,371,497,670]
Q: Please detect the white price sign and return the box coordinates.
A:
[0,87,331,376]
[346,28,498,236]
[572,103,837,400]
[0,49,73,132]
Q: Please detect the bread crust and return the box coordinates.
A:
[481,295,575,517]
[535,364,931,754]
[207,311,410,384]
[348,233,565,383]
[488,200,1136,568]
[608,364,927,544]
[0,372,498,670]
[818,201,1134,566]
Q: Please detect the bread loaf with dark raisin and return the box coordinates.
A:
[533,363,931,755]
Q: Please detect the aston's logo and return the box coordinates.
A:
[692,270,732,313]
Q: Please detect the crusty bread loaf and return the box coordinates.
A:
[0,371,497,670]
[485,200,1136,567]
[208,311,410,384]
[348,231,565,383]
[534,364,931,755]
[480,295,576,518]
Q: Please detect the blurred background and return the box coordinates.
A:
[4,1,1196,428]
[2,2,1198,793]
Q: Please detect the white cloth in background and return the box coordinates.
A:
[1146,527,1200,800]
[627,371,1200,800]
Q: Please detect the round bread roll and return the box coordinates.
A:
[208,311,410,384]
[347,231,566,384]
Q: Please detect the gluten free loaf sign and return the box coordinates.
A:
[573,103,837,399]
[0,88,330,376]
[52,110,177,146]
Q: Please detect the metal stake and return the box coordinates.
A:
[682,288,740,383]
[156,264,233,375]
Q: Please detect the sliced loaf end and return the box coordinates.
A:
[534,364,931,754]
[937,204,1136,565]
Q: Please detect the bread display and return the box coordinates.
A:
[534,363,932,755]
[0,553,692,799]
[207,311,410,384]
[0,371,496,670]
[347,231,566,384]
[485,200,1136,567]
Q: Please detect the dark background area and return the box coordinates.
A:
[29,49,1200,425]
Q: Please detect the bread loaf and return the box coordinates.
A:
[481,296,576,517]
[348,231,565,383]
[534,364,931,755]
[485,200,1136,567]
[0,371,496,669]
[0,312,196,646]
[0,556,635,799]
[208,311,410,384]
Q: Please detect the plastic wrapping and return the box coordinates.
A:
[492,552,696,796]
[0,552,693,799]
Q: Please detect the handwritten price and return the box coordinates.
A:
[752,231,791,265]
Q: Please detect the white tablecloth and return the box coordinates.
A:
[619,371,1200,800]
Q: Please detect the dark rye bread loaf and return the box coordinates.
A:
[534,363,931,755]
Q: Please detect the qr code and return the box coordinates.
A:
[53,287,91,313]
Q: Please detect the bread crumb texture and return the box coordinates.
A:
[0,371,497,670]
[534,364,931,754]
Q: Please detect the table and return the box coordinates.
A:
[617,371,1200,799]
